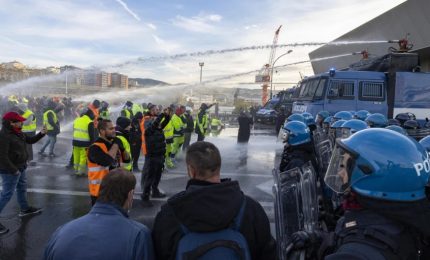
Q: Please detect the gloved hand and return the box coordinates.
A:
[290,230,323,249]
[291,231,311,249]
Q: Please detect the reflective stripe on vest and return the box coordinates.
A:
[87,142,110,197]
[22,109,37,133]
[43,110,57,131]
[73,115,92,142]
[116,135,132,171]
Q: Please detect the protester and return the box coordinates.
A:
[237,111,253,143]
[0,112,47,234]
[152,141,276,260]
[39,100,60,157]
[141,106,171,207]
[43,169,154,260]
[87,119,125,205]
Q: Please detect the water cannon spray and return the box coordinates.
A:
[352,49,370,60]
[388,33,413,52]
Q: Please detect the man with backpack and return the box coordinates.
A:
[152,141,276,260]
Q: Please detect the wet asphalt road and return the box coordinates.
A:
[0,125,283,260]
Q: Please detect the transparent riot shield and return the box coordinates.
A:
[300,163,319,232]
[273,167,303,260]
[316,139,333,177]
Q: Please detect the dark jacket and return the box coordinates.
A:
[183,113,194,133]
[44,202,154,260]
[325,209,419,260]
[279,142,317,172]
[0,122,45,173]
[238,114,253,143]
[144,113,170,157]
[152,179,277,260]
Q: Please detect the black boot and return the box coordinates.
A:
[152,188,166,198]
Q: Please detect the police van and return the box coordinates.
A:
[292,53,430,121]
[255,87,300,124]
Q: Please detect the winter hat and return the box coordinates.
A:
[116,116,131,129]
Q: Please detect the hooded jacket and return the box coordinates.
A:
[0,120,45,173]
[152,179,276,260]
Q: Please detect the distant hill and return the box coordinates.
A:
[130,78,169,87]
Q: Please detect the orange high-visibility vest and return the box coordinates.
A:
[87,142,110,197]
[140,116,151,156]
[88,104,99,128]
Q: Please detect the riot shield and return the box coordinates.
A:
[300,163,319,232]
[274,163,320,260]
[273,167,303,260]
[315,139,333,177]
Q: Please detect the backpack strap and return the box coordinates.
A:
[231,197,247,231]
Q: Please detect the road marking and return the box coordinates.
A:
[3,187,275,206]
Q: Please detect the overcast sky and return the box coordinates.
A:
[0,0,406,87]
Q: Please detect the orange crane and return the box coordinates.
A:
[255,25,282,105]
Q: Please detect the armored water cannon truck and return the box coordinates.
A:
[292,52,430,122]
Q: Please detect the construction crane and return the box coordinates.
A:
[255,25,282,105]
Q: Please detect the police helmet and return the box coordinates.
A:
[395,112,416,125]
[365,113,388,128]
[282,121,311,146]
[385,125,408,135]
[419,136,430,152]
[325,128,430,201]
[301,112,315,126]
[355,110,370,121]
[316,110,330,123]
[287,113,306,124]
[387,118,400,126]
[403,120,420,130]
[333,111,353,121]
[330,119,346,138]
[340,119,368,138]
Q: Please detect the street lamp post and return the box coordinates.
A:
[270,50,293,99]
[199,62,204,102]
[65,67,68,96]
[199,62,204,83]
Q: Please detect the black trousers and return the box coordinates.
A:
[141,155,164,198]
[197,132,205,141]
[131,138,142,168]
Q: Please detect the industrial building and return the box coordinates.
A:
[310,0,430,74]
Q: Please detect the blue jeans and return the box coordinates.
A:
[40,134,57,154]
[0,169,29,213]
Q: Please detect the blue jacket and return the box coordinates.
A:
[44,202,154,260]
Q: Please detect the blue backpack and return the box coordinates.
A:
[175,198,251,260]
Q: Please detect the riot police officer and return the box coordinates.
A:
[279,121,317,172]
[289,128,430,259]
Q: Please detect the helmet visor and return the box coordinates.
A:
[324,145,355,193]
[278,129,289,142]
[341,127,351,138]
